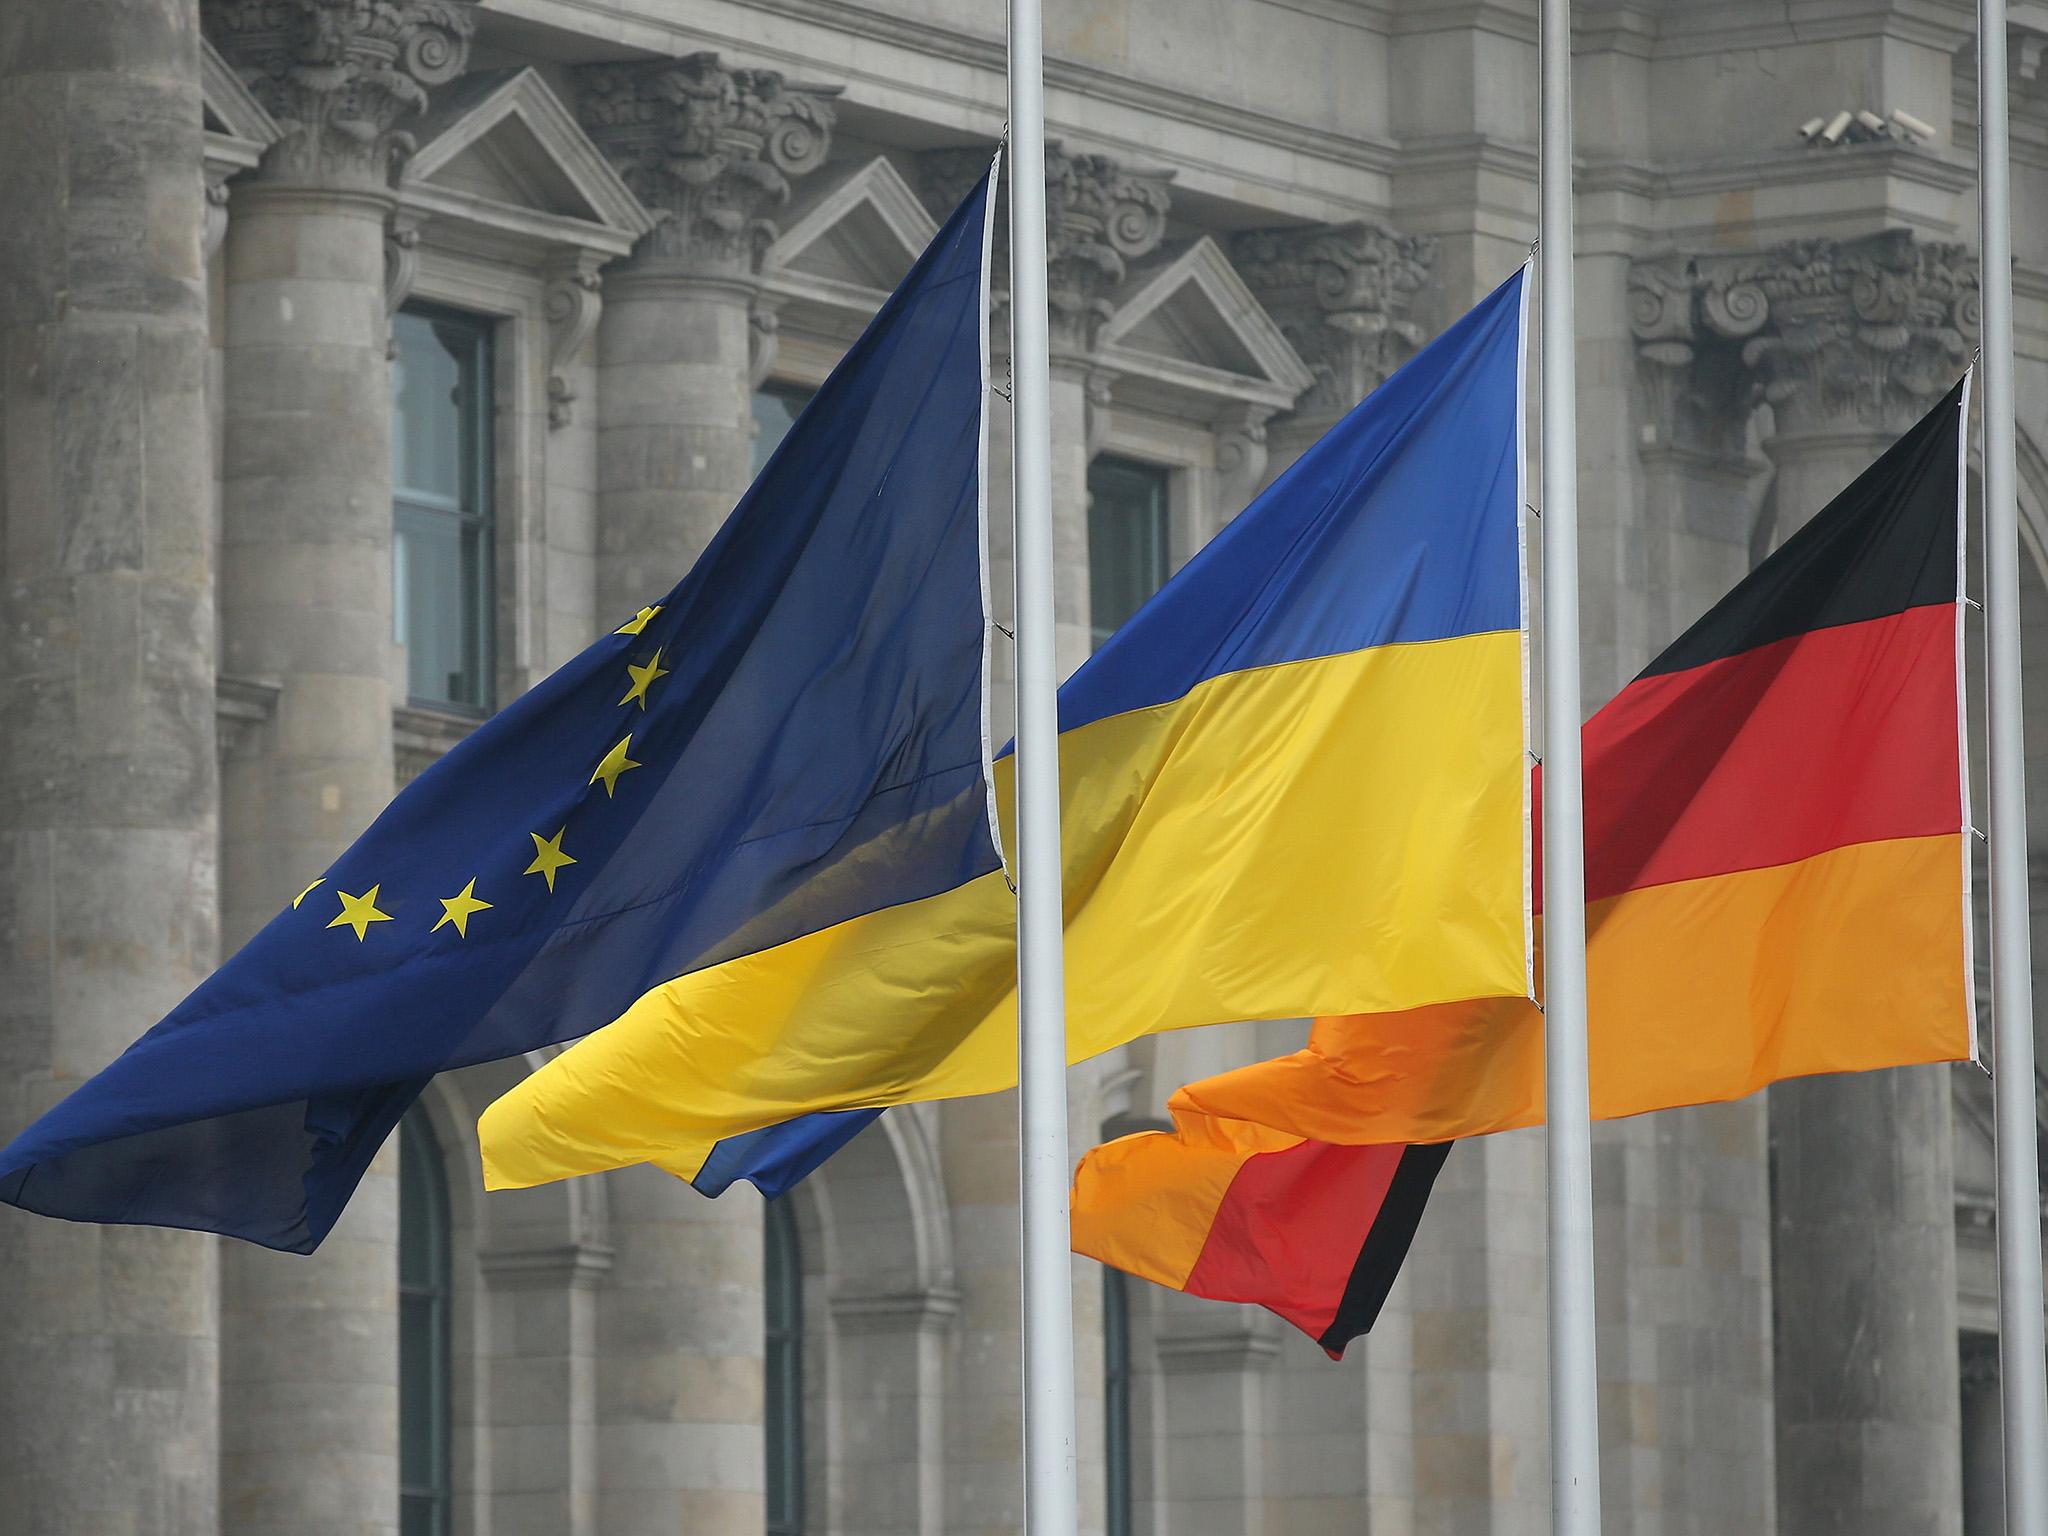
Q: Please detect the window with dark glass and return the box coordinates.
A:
[753,382,817,479]
[1104,1266,1134,1536]
[765,1197,806,1536]
[399,1111,453,1536]
[393,306,495,713]
[1087,456,1172,649]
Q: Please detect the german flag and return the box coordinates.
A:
[1074,378,1973,1354]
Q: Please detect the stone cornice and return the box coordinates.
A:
[395,703,479,786]
[488,0,1401,213]
[577,53,839,280]
[1386,0,1537,44]
[204,0,476,192]
[1627,0,1972,59]
[214,673,284,759]
[828,1287,962,1335]
[1577,140,1977,212]
[477,1241,616,1290]
[1154,1320,1282,1373]
[1630,231,1978,442]
[1232,221,1437,421]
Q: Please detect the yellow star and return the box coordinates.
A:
[620,649,671,710]
[590,735,642,798]
[525,828,577,892]
[292,878,324,910]
[615,605,662,637]
[432,878,493,938]
[327,885,393,942]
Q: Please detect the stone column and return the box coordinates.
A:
[475,1240,609,1536]
[828,1289,957,1535]
[0,4,220,1532]
[204,5,472,1534]
[1151,1303,1276,1536]
[569,59,836,1534]
[593,1169,771,1533]
[578,54,838,624]
[916,144,1169,1536]
[1626,256,1768,670]
[1232,222,1436,486]
[1676,232,1978,1536]
[923,143,1171,677]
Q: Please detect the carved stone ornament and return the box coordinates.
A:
[577,53,840,279]
[747,306,780,391]
[1084,369,1116,459]
[384,213,423,315]
[1629,231,1979,443]
[1231,222,1436,420]
[1214,403,1275,507]
[919,143,1172,354]
[204,172,234,259]
[545,258,604,428]
[204,0,476,191]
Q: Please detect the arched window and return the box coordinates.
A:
[765,1197,806,1536]
[399,1111,453,1536]
[1104,1266,1134,1536]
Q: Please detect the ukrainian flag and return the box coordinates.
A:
[0,166,1004,1253]
[479,268,1534,1196]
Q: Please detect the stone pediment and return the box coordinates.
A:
[1097,236,1313,415]
[763,157,942,342]
[400,67,654,265]
[201,37,278,175]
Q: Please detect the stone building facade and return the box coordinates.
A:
[2,2,2047,1533]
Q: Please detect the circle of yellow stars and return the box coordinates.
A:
[305,605,666,943]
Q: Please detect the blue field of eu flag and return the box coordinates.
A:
[0,164,1003,1253]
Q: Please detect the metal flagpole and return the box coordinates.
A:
[1538,0,1601,1529]
[1977,7,2048,1532]
[1005,1,1081,1533]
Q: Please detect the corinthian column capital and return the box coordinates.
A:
[577,53,840,282]
[1230,222,1436,420]
[204,0,475,193]
[1630,231,1979,443]
[919,142,1172,355]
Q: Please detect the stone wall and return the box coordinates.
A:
[4,2,2048,1533]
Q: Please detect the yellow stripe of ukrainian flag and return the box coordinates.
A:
[480,628,1524,1190]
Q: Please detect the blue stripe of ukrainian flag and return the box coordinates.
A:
[0,166,1005,1253]
[479,266,1533,1198]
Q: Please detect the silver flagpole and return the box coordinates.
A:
[1538,0,1601,1529]
[1005,1,1081,1533]
[1978,6,2048,1532]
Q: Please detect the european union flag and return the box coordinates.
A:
[0,164,1003,1253]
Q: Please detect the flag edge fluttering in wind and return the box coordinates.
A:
[476,266,1538,1197]
[1071,375,1974,1355]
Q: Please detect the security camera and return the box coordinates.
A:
[1797,116,1827,140]
[1890,107,1937,142]
[1819,110,1853,145]
[1855,109,1889,137]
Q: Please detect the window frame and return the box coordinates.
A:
[1103,1265,1135,1536]
[392,300,498,717]
[1086,453,1177,650]
[753,379,820,481]
[765,1196,807,1536]
[399,1110,454,1536]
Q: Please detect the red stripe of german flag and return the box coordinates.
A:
[1074,378,1972,1356]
